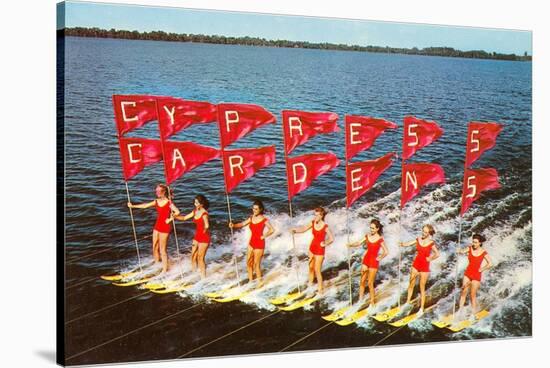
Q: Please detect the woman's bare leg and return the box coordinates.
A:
[253,249,264,287]
[152,231,160,263]
[459,276,472,310]
[308,252,315,287]
[197,242,209,279]
[359,265,368,301]
[191,241,198,272]
[314,255,324,295]
[246,246,254,282]
[368,268,378,306]
[470,281,481,316]
[406,268,419,304]
[158,232,169,273]
[419,272,429,312]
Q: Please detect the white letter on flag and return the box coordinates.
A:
[470,130,480,152]
[350,168,363,192]
[229,155,244,176]
[466,175,477,198]
[163,105,176,126]
[289,117,303,137]
[405,170,418,191]
[121,101,138,122]
[407,124,418,147]
[292,163,307,184]
[171,148,186,169]
[350,123,361,144]
[225,111,239,132]
[127,143,142,163]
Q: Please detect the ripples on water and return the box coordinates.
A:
[63,37,531,341]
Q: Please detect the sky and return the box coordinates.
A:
[58,1,532,55]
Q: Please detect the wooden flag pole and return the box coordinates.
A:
[452,215,464,319]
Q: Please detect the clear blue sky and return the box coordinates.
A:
[59,1,532,55]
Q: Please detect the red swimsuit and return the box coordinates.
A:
[153,199,172,234]
[309,221,328,256]
[249,217,268,249]
[464,247,487,282]
[192,210,210,243]
[412,238,434,272]
[362,236,384,268]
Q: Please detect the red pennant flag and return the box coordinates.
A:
[402,116,444,160]
[345,116,397,160]
[346,152,396,207]
[118,137,163,181]
[465,122,503,167]
[113,95,158,136]
[157,97,217,139]
[282,110,339,154]
[460,167,500,215]
[217,103,276,148]
[286,152,340,200]
[401,162,446,207]
[222,146,276,193]
[163,141,220,185]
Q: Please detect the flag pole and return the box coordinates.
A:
[154,100,184,280]
[344,128,353,307]
[397,156,404,309]
[281,115,302,295]
[124,181,143,272]
[452,214,464,319]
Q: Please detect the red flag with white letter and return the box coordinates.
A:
[113,95,158,136]
[157,97,217,139]
[402,116,444,160]
[282,110,339,154]
[465,122,503,167]
[118,137,163,180]
[345,116,397,160]
[163,141,220,185]
[286,152,340,200]
[222,146,276,193]
[346,152,396,207]
[401,162,446,207]
[460,167,500,215]
[217,103,276,148]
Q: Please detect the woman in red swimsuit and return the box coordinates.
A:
[229,200,275,286]
[347,219,388,307]
[457,234,492,317]
[170,195,211,278]
[400,224,440,316]
[128,184,180,274]
[291,207,334,295]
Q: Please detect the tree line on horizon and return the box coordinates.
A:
[60,27,532,62]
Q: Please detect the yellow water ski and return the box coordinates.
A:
[448,310,490,332]
[322,306,352,321]
[269,291,304,305]
[101,271,140,281]
[372,306,401,322]
[389,312,420,327]
[432,314,455,328]
[204,284,239,298]
[279,295,318,311]
[212,289,251,303]
[112,276,155,287]
[143,280,183,290]
[335,306,372,326]
[150,283,192,294]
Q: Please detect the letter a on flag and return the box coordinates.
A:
[401,162,446,207]
[222,146,276,193]
[402,116,444,160]
[217,103,276,148]
[282,110,339,154]
[286,152,340,200]
[460,167,501,215]
[346,152,396,207]
[163,141,220,185]
[465,122,503,167]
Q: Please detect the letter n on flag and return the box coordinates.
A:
[217,103,276,148]
[286,152,340,200]
[465,122,503,167]
[402,116,444,160]
[163,141,220,185]
[345,115,397,160]
[157,97,217,139]
[222,146,276,193]
[282,110,339,154]
[460,167,500,215]
[113,95,158,137]
[346,152,396,207]
[118,137,163,181]
[401,162,446,207]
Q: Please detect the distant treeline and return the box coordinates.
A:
[61,27,532,62]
